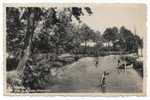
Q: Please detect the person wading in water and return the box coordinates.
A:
[94,50,99,68]
[98,71,109,92]
[117,59,120,67]
[95,57,99,68]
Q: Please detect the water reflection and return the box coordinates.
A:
[94,57,99,68]
[117,68,133,75]
[101,85,106,93]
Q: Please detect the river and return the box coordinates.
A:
[49,55,143,93]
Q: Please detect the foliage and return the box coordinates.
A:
[102,26,143,53]
[6,7,94,90]
[103,27,117,43]
[22,55,52,90]
[6,7,144,90]
[119,26,143,52]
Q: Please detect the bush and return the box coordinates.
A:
[7,57,19,71]
[133,61,143,69]
[120,56,136,65]
[22,55,53,90]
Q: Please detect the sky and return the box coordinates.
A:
[79,4,146,38]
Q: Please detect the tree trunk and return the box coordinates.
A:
[16,39,32,75]
[16,10,35,76]
[84,40,87,54]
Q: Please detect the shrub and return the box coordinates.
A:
[133,61,143,69]
[22,55,53,90]
[7,57,19,71]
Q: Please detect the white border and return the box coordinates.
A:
[0,0,150,99]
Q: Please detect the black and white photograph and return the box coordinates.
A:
[4,4,146,96]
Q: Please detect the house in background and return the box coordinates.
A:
[80,40,97,47]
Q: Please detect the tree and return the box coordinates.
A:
[79,24,96,53]
[133,35,143,56]
[103,27,117,50]
[119,26,143,53]
[6,8,26,58]
[6,7,93,89]
[112,26,118,35]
